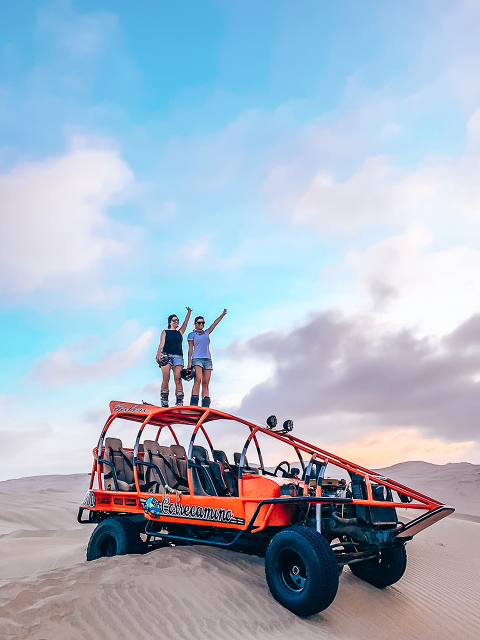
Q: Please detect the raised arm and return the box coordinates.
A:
[156,330,166,363]
[207,308,227,334]
[179,307,192,335]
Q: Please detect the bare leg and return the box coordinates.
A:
[202,369,212,399]
[172,365,183,393]
[160,364,171,407]
[161,364,171,391]
[192,366,202,396]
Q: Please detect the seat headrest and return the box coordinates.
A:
[105,437,123,451]
[143,440,161,455]
[213,450,229,466]
[192,445,209,462]
[171,444,186,459]
[234,452,249,467]
[158,445,171,457]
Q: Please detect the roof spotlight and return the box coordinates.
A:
[283,419,294,433]
[266,415,277,430]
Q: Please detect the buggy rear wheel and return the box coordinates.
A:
[87,517,141,561]
[265,526,339,617]
[349,544,407,588]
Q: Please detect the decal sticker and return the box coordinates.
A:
[142,496,244,525]
[98,496,111,505]
[113,497,123,505]
[81,490,96,508]
[124,498,137,506]
[113,403,149,414]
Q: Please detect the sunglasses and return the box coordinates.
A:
[196,320,205,325]
[171,318,179,322]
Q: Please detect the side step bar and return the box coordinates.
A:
[395,505,455,539]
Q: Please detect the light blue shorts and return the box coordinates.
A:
[192,357,213,370]
[163,353,184,368]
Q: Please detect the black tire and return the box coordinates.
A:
[265,526,339,617]
[86,517,142,561]
[349,544,407,588]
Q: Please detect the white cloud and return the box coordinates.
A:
[293,155,437,232]
[0,139,134,297]
[349,225,480,335]
[31,327,154,388]
[275,146,480,235]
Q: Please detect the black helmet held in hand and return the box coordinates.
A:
[157,354,169,367]
[180,367,195,381]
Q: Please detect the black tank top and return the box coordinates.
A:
[163,329,183,355]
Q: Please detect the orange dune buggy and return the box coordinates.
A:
[79,400,454,616]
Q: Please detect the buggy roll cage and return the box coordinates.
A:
[88,401,453,538]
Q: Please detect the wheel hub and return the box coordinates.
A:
[278,549,307,592]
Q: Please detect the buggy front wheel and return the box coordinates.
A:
[87,517,141,561]
[265,526,339,616]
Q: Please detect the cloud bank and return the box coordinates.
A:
[235,311,480,444]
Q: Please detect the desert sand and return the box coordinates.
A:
[0,463,479,640]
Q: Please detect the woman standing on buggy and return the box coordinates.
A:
[156,307,192,407]
[187,309,227,407]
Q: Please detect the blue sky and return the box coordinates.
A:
[1,0,480,480]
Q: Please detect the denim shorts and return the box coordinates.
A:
[192,357,213,370]
[163,353,184,368]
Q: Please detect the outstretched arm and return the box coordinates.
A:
[156,330,166,363]
[207,308,227,334]
[179,307,192,335]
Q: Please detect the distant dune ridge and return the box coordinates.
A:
[0,462,479,640]
[375,461,480,517]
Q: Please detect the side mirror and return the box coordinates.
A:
[283,419,293,432]
[266,415,277,429]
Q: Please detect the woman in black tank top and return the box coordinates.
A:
[156,307,192,407]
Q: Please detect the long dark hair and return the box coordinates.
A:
[167,314,178,328]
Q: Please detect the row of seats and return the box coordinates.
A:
[101,438,256,497]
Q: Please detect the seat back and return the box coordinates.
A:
[103,437,135,491]
[213,450,238,496]
[143,440,175,491]
[171,444,188,483]
[192,445,229,496]
[189,445,218,495]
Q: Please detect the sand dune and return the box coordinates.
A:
[0,467,479,640]
[376,461,480,517]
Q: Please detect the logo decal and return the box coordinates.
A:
[113,403,149,414]
[143,496,244,525]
